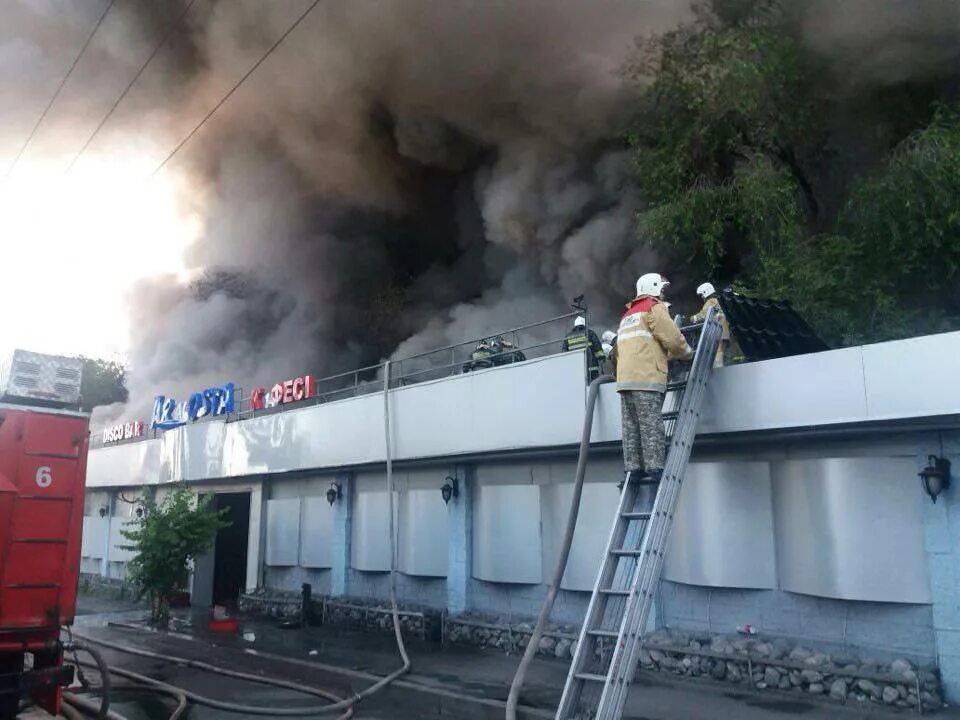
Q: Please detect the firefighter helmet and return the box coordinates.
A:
[573,316,586,328]
[696,282,716,300]
[636,273,670,298]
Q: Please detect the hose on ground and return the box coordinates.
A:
[94,684,189,720]
[73,655,348,718]
[61,693,128,720]
[70,635,353,717]
[63,639,111,719]
[506,374,614,720]
[58,700,86,720]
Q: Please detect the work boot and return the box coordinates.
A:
[617,469,643,492]
[640,468,664,484]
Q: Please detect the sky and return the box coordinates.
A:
[0,0,196,362]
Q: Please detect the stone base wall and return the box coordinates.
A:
[442,614,946,713]
[640,629,944,713]
[239,588,441,640]
[79,572,136,600]
[443,613,579,660]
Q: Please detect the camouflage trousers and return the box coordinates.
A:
[619,390,665,472]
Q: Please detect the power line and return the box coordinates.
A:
[2,0,116,183]
[151,0,322,177]
[66,0,199,175]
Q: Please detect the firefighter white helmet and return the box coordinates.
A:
[696,282,716,300]
[573,316,586,328]
[636,273,670,298]
[601,330,616,343]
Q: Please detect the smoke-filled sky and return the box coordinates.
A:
[1,0,957,422]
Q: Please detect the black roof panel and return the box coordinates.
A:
[718,290,829,362]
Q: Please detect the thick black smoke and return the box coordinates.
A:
[17,0,948,423]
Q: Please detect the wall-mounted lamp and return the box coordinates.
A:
[98,506,108,518]
[919,455,951,503]
[135,505,145,519]
[441,476,459,505]
[326,482,342,506]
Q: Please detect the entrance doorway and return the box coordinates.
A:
[211,492,250,607]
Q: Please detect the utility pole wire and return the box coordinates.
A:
[151,0,322,177]
[66,0,199,175]
[2,0,116,183]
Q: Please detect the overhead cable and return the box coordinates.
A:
[151,0,322,177]
[2,0,116,182]
[65,0,199,174]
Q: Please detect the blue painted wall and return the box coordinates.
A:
[920,430,960,700]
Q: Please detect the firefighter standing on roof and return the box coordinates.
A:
[691,282,731,367]
[617,273,693,484]
[563,316,605,381]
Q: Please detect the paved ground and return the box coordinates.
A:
[67,595,957,720]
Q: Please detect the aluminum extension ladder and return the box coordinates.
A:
[555,305,724,720]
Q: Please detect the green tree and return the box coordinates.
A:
[120,486,228,627]
[78,356,128,411]
[798,110,960,344]
[627,1,960,346]
[628,1,819,290]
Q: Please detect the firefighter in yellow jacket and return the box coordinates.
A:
[616,273,693,486]
[691,282,731,367]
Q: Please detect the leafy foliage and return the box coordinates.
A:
[120,486,228,626]
[78,356,128,411]
[628,1,960,345]
[797,110,960,343]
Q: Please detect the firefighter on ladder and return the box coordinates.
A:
[691,282,731,367]
[616,273,693,485]
[562,315,605,381]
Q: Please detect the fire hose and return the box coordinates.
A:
[506,374,613,720]
[60,361,410,720]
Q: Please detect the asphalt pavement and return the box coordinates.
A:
[68,595,959,720]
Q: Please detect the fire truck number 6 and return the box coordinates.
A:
[35,466,52,488]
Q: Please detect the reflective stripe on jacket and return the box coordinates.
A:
[616,296,691,392]
[563,328,605,363]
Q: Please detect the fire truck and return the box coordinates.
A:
[0,351,87,719]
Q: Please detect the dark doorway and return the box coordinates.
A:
[211,492,250,607]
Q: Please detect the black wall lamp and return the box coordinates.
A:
[326,482,342,506]
[919,455,951,503]
[441,476,459,505]
[98,506,108,518]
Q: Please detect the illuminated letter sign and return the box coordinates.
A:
[250,374,314,411]
[151,382,235,430]
[102,420,144,444]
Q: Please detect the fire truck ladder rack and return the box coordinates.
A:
[555,305,723,720]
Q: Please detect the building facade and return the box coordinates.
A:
[81,331,960,699]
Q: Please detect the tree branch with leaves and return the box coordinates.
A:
[120,486,229,627]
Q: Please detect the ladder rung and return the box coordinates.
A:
[610,549,643,557]
[621,511,651,520]
[587,629,619,639]
[661,410,679,421]
[680,322,704,331]
[598,588,630,596]
[575,672,607,684]
[666,380,687,391]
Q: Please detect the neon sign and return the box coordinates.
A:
[102,420,144,444]
[250,374,315,410]
[151,382,235,430]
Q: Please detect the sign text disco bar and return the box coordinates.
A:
[102,420,144,444]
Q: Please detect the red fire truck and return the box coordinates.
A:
[0,351,88,719]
